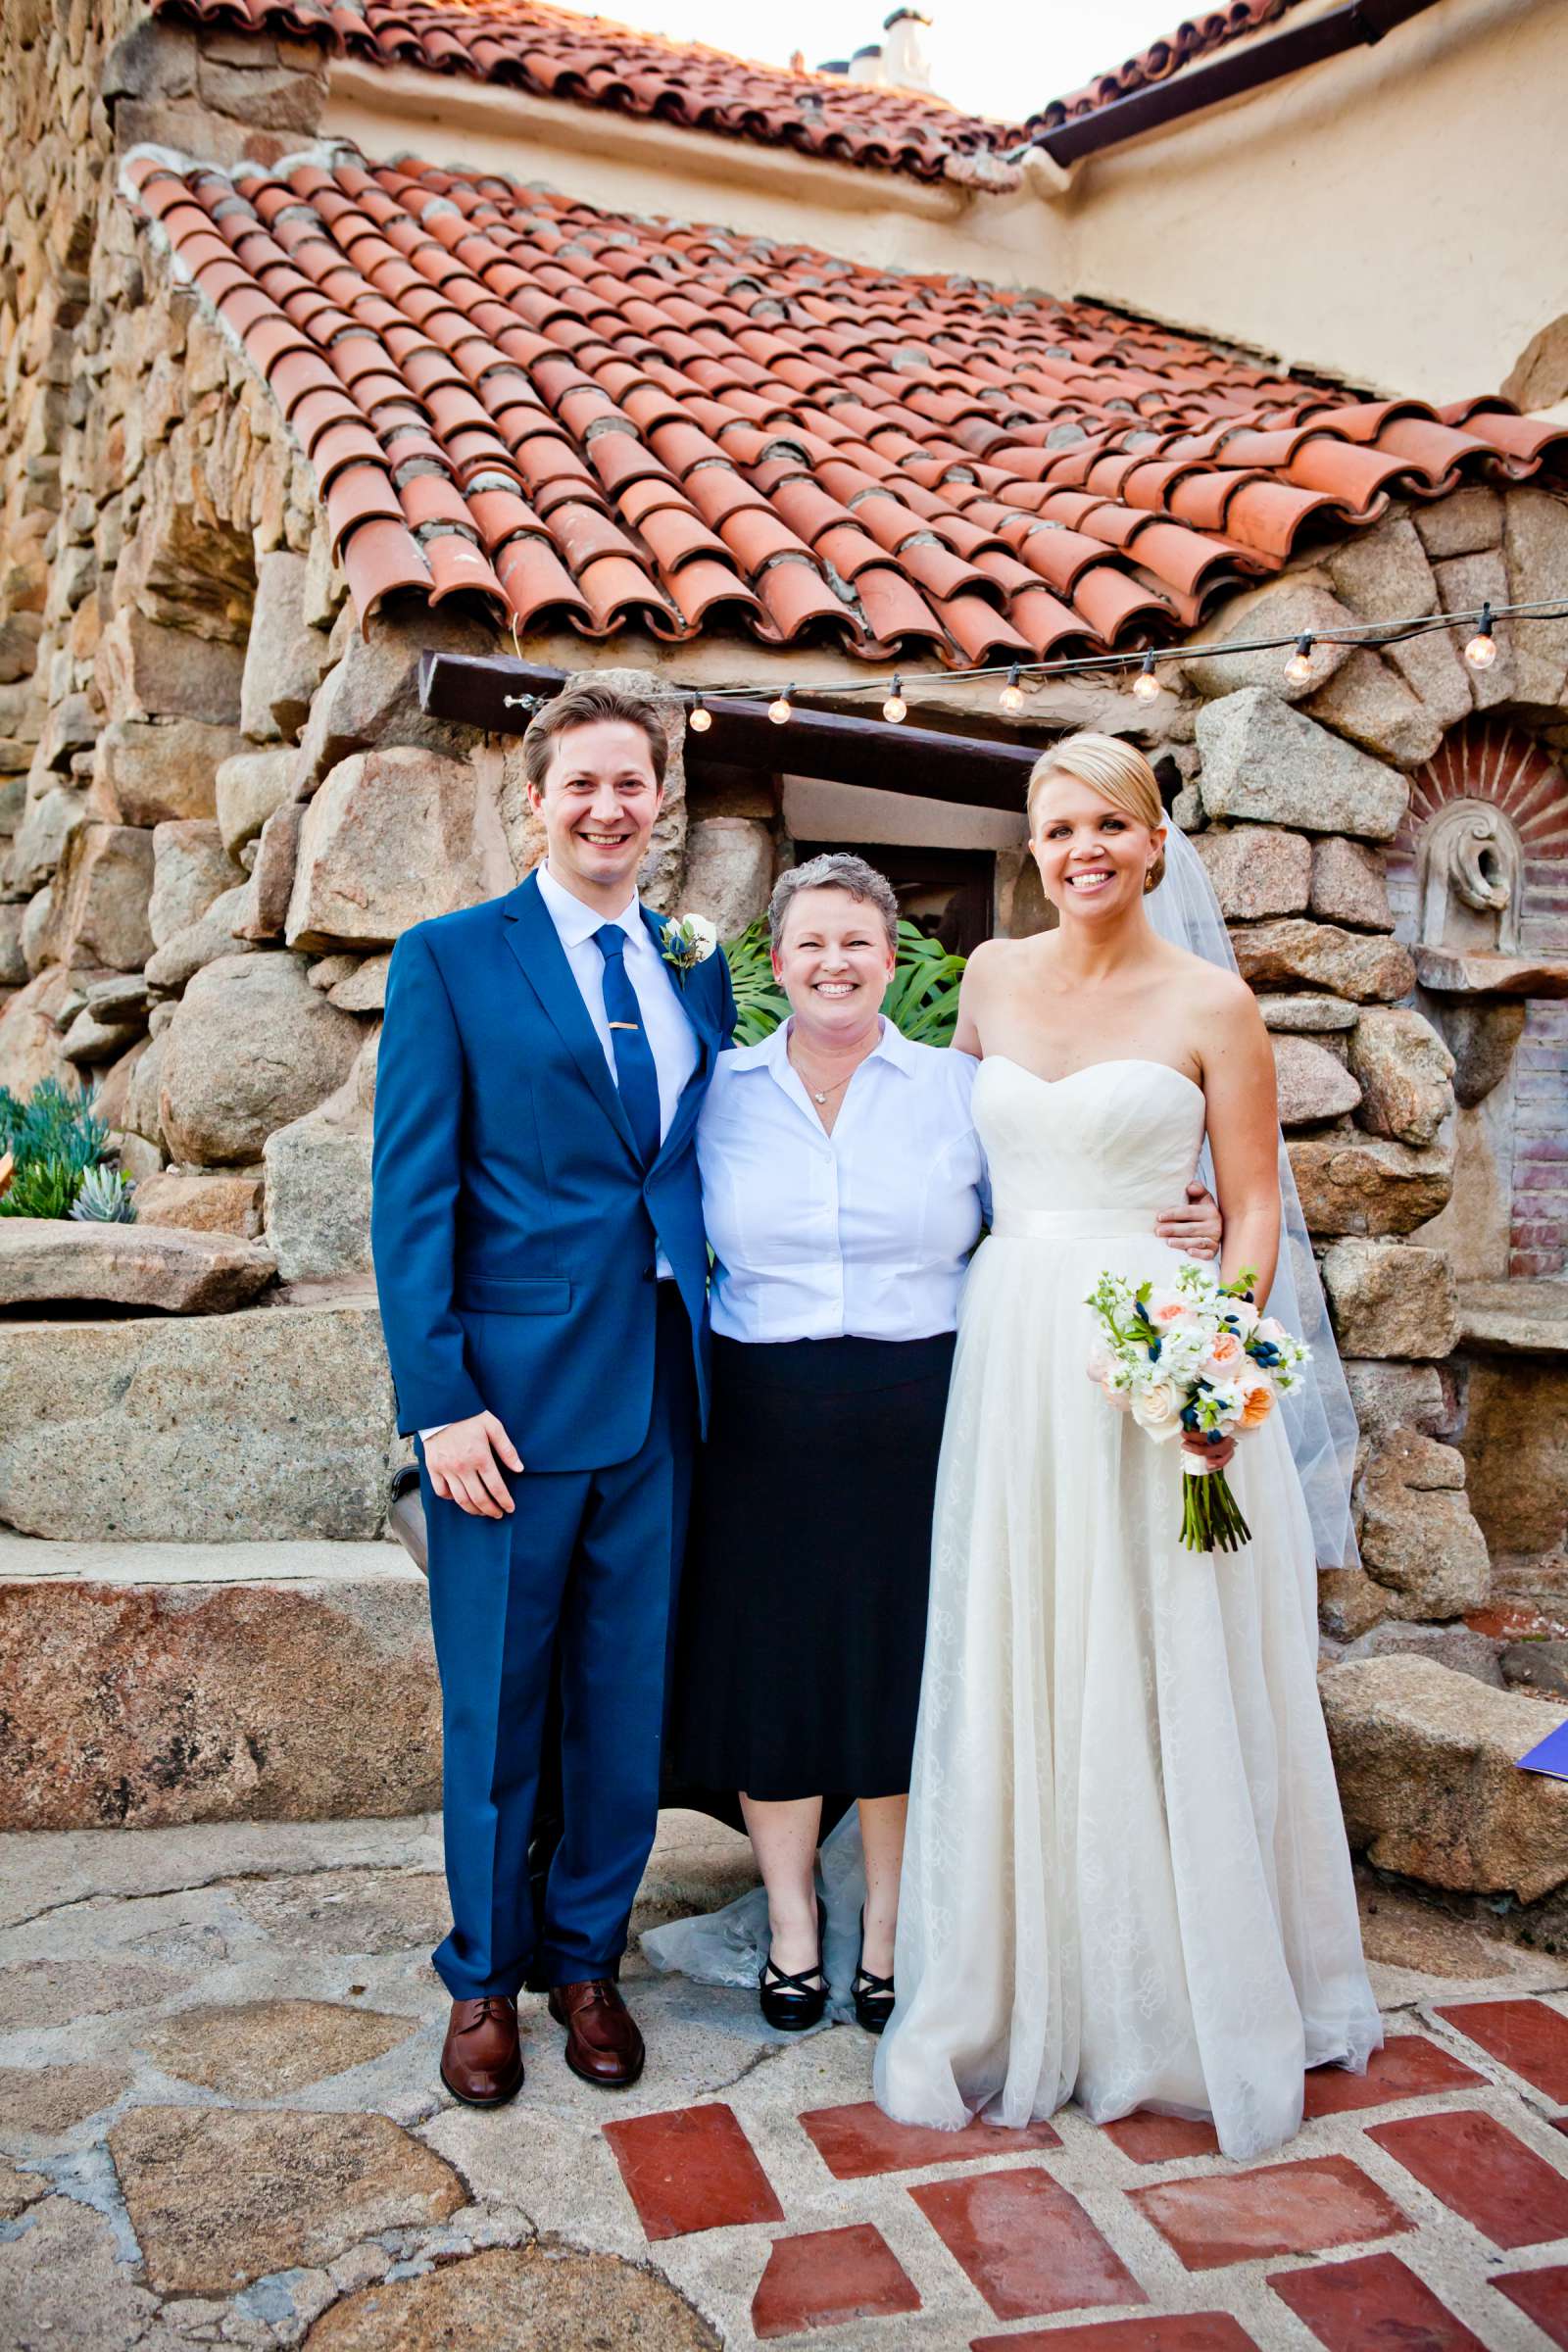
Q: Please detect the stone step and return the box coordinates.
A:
[0,1220,277,1313]
[1320,1653,1568,1912]
[0,1296,396,1542]
[0,1535,436,1833]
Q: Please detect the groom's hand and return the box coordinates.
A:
[1154,1180,1221,1258]
[425,1412,523,1518]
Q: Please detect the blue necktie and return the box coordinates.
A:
[594,924,662,1168]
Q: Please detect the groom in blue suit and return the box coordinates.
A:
[371,680,736,2106]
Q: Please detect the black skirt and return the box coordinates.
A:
[670,1330,956,1803]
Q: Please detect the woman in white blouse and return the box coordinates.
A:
[671,854,980,2035]
[669,853,1218,2036]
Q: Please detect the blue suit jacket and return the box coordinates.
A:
[370,871,737,1470]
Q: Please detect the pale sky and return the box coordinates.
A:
[594,0,1189,124]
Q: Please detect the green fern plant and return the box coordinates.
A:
[723,921,790,1046]
[722,917,966,1050]
[70,1162,137,1223]
[882,921,966,1047]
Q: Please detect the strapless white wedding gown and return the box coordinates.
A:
[874,1056,1381,2160]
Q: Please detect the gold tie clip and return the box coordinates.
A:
[608,1020,640,1031]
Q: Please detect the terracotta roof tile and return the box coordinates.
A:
[1023,2,1310,139]
[150,0,1019,180]
[129,149,1568,659]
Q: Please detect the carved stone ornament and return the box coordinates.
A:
[1416,798,1523,954]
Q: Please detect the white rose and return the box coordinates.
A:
[1131,1378,1181,1439]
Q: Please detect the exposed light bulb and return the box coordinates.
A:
[1131,653,1160,703]
[688,693,711,733]
[768,688,794,725]
[1000,663,1025,712]
[1284,634,1315,688]
[882,676,907,723]
[1464,603,1497,670]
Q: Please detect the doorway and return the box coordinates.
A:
[794,842,995,957]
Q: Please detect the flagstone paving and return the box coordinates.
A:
[2,1811,1567,2349]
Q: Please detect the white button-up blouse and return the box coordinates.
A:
[698,1017,987,1346]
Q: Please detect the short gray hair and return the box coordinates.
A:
[768,853,901,954]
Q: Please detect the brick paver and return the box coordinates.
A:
[1436,1998,1568,2101]
[1369,2110,1568,2249]
[1130,2154,1413,2270]
[1300,2036,1484,2116]
[602,2102,784,2240]
[1267,2249,1488,2349]
[910,2165,1146,2321]
[1102,2110,1222,2163]
[972,2318,1257,2351]
[751,2224,921,2338]
[799,2100,1060,2180]
[1493,2264,1568,2346]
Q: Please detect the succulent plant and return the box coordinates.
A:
[0,1154,84,1220]
[0,1077,123,1219]
[69,1162,137,1224]
[0,1077,107,1188]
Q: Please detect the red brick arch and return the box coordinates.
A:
[1401,722,1568,876]
[1389,719,1568,1279]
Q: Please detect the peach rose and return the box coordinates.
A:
[1206,1331,1244,1367]
[1239,1382,1275,1429]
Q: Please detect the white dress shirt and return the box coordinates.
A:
[420,862,698,1441]
[698,1017,986,1346]
[531,861,698,1150]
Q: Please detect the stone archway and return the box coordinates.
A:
[1389,718,1568,1281]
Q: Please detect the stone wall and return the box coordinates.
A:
[0,9,336,1092]
[1157,493,1568,1677]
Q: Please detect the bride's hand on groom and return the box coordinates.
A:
[1154,1180,1222,1259]
[425,1413,523,1518]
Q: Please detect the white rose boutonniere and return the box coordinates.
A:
[662,911,718,985]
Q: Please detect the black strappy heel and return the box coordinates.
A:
[760,1903,827,2031]
[853,1909,896,2035]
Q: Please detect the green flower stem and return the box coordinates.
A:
[1180,1462,1253,1554]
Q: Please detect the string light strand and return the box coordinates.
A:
[639,597,1566,724]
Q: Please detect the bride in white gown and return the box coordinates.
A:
[873,732,1381,2162]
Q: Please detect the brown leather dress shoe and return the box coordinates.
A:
[547,1979,645,2087]
[440,1995,523,2107]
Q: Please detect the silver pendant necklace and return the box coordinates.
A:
[788,1050,853,1105]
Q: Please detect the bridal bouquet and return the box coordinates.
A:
[1085,1261,1312,1553]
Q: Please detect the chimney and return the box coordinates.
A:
[818,10,939,93]
[879,7,935,91]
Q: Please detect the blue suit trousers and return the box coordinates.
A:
[424,1286,696,1997]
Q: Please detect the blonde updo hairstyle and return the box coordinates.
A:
[1025,731,1167,894]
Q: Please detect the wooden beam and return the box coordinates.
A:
[418,652,1040,813]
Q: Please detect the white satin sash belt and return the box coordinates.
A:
[990,1207,1159,1242]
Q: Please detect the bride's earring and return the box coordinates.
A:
[1144,864,1158,894]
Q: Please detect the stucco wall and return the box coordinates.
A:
[1054,0,1567,409]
